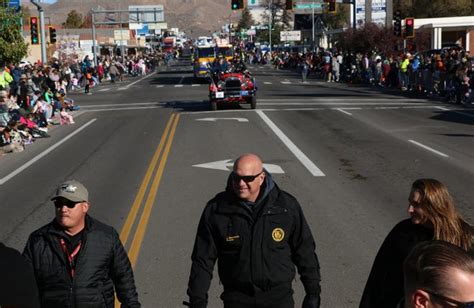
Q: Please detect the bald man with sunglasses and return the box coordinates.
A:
[23,180,140,308]
[186,154,321,308]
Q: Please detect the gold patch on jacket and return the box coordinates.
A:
[226,235,240,242]
[272,228,285,242]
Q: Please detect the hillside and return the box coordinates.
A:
[30,0,243,36]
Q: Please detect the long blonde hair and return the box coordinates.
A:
[412,179,473,251]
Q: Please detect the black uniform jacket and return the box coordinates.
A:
[23,215,140,308]
[187,175,321,307]
[359,219,433,308]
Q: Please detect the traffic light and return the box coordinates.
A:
[49,27,57,43]
[30,16,39,45]
[49,26,57,44]
[327,0,336,13]
[231,0,244,10]
[393,10,402,37]
[405,17,415,38]
[285,0,293,10]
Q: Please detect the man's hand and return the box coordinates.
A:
[302,294,320,308]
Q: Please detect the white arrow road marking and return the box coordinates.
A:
[193,159,285,174]
[196,117,249,122]
[256,110,325,177]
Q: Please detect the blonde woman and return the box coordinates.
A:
[359,178,474,308]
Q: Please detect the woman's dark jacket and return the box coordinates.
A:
[23,215,140,308]
[359,219,434,308]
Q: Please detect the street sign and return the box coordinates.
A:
[280,30,301,42]
[8,0,20,9]
[247,29,256,36]
[113,30,130,41]
[294,3,322,9]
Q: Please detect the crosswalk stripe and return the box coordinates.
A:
[191,84,201,87]
[174,85,184,87]
[156,85,164,88]
[98,88,111,92]
[281,81,291,84]
[264,82,272,85]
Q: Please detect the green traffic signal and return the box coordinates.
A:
[231,0,243,10]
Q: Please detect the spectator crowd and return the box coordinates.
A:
[265,46,473,105]
[0,54,158,156]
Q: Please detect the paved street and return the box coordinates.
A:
[1,57,473,307]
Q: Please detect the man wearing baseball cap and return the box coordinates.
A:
[23,180,141,308]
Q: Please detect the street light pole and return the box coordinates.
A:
[268,0,272,54]
[92,10,98,67]
[312,0,315,51]
[352,0,356,29]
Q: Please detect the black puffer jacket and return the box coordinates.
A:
[187,173,321,307]
[23,215,140,308]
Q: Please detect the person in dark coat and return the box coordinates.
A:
[360,178,474,308]
[186,153,321,308]
[23,180,140,308]
[0,242,40,308]
[403,240,474,308]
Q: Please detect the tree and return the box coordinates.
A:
[237,7,255,32]
[256,0,294,43]
[321,3,350,30]
[81,12,93,28]
[0,3,28,65]
[260,0,292,29]
[395,0,473,18]
[339,23,399,55]
[63,10,83,28]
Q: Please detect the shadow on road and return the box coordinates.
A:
[431,110,474,126]
[440,133,474,137]
[161,100,246,112]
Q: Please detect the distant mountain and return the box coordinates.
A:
[28,0,243,36]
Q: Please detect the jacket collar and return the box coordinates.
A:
[46,214,94,237]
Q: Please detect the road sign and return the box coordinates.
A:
[8,0,20,9]
[247,29,256,36]
[294,3,322,9]
[193,159,285,174]
[280,30,301,42]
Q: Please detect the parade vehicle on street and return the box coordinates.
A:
[208,66,257,111]
[193,46,216,80]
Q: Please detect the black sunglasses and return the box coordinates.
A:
[231,171,263,183]
[422,289,474,308]
[54,199,80,209]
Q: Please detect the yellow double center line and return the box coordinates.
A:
[120,113,180,267]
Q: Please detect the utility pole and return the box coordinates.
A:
[92,10,97,67]
[30,0,47,64]
[268,0,272,54]
[312,0,315,51]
